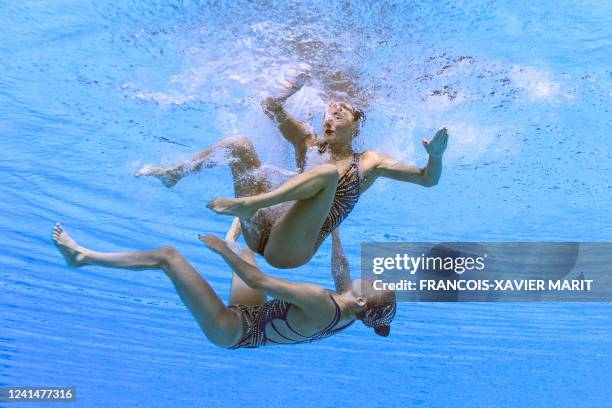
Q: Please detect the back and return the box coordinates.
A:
[229,295,355,349]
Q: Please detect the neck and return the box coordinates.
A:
[334,291,360,321]
[323,142,354,161]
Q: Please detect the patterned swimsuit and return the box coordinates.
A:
[242,153,361,255]
[228,294,355,349]
[314,152,361,249]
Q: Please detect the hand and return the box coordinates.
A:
[267,63,311,104]
[198,234,229,254]
[422,128,448,158]
[262,95,282,112]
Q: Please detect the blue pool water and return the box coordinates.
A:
[1,1,611,406]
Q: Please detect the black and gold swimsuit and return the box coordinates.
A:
[313,152,361,249]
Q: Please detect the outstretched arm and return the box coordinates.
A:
[331,229,352,293]
[200,234,330,314]
[370,128,448,187]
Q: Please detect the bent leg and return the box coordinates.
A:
[135,135,270,195]
[263,177,338,268]
[52,224,242,348]
[208,163,338,219]
[156,246,244,347]
[208,164,340,268]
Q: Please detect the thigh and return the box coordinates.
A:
[229,249,267,306]
[264,186,336,268]
[162,249,243,348]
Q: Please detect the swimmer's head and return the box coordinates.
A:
[320,101,365,147]
[350,278,397,337]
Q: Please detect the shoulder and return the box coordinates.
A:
[289,289,337,328]
[302,284,332,303]
[358,150,387,175]
[357,150,393,191]
[360,149,385,166]
[290,285,334,314]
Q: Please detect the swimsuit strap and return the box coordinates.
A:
[313,294,343,335]
[309,294,344,339]
[310,294,356,341]
[351,152,361,192]
[339,152,361,194]
[287,294,355,343]
[278,294,352,343]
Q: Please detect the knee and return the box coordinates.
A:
[315,163,340,183]
[206,309,243,349]
[223,135,254,152]
[158,246,181,265]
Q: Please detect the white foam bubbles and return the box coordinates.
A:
[443,123,505,164]
[132,91,196,107]
[509,66,560,99]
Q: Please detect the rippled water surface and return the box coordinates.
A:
[1,1,611,407]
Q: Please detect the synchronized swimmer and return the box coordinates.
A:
[52,220,396,348]
[54,65,448,348]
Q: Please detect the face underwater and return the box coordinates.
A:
[322,102,358,143]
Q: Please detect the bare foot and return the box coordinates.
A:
[52,223,88,267]
[134,165,180,188]
[198,234,229,254]
[207,197,256,219]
